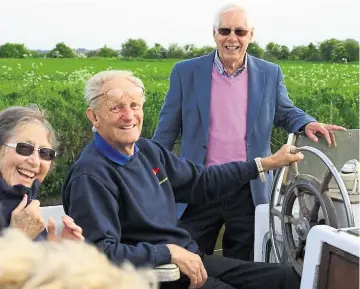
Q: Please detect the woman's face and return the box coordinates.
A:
[0,122,53,188]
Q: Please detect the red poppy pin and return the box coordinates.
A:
[153,168,160,175]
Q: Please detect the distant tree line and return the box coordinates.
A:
[0,38,358,62]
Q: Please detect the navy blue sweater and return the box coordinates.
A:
[0,177,47,240]
[62,137,259,267]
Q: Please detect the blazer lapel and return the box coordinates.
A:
[246,55,265,140]
[194,51,214,143]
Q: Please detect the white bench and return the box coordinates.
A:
[40,205,180,282]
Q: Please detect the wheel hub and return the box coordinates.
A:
[294,217,310,241]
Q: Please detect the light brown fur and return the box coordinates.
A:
[0,229,157,289]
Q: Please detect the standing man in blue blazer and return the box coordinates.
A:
[153,3,345,261]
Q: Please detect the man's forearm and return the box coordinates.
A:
[97,239,171,267]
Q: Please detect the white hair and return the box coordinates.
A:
[213,3,253,32]
[84,70,146,108]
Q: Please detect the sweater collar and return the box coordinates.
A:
[94,132,139,166]
[0,176,40,200]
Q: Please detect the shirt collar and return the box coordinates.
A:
[94,132,139,166]
[213,50,247,78]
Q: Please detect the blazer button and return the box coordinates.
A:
[202,145,207,149]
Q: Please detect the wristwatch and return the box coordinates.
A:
[254,157,266,183]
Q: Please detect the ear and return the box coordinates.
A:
[249,28,255,43]
[213,28,217,39]
[86,108,100,129]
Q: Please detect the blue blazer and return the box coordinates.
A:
[153,51,315,215]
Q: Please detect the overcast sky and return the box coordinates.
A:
[1,0,359,50]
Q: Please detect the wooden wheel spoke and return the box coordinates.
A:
[297,192,310,217]
[271,208,283,220]
[294,240,306,259]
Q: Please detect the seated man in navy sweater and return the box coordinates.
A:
[62,70,304,289]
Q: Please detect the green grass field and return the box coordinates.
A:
[0,58,358,204]
[1,58,358,144]
[1,58,358,95]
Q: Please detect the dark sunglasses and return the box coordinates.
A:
[3,142,57,161]
[217,28,249,37]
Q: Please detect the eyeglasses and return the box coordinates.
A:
[3,142,57,161]
[217,27,249,37]
[89,87,145,104]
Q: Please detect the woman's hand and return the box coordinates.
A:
[46,215,84,242]
[10,194,46,239]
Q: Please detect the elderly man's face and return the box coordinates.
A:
[214,9,254,71]
[87,77,144,155]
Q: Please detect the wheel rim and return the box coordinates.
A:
[269,145,354,275]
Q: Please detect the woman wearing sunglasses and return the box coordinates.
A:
[0,106,83,241]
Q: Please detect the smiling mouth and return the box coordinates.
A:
[120,124,136,130]
[17,168,36,179]
[225,45,240,51]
